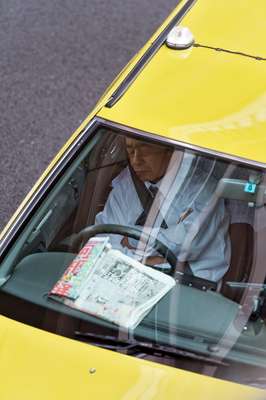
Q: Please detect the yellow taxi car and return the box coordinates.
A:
[1,0,266,398]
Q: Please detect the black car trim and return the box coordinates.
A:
[97,118,266,170]
[105,0,198,108]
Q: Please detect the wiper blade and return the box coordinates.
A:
[75,331,228,366]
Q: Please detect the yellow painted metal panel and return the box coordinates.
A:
[0,316,262,400]
[183,0,266,57]
[99,44,266,164]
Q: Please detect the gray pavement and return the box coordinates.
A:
[0,0,177,230]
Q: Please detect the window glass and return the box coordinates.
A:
[1,125,266,388]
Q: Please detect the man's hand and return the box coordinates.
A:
[121,236,167,266]
[121,236,164,266]
[143,256,166,266]
[145,257,187,274]
[120,236,136,250]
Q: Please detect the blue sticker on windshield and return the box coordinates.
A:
[244,183,256,194]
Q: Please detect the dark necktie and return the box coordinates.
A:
[135,185,168,228]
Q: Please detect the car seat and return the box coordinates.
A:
[73,131,127,232]
[221,222,254,302]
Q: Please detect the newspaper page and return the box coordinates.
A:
[50,237,175,329]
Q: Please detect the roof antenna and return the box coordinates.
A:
[166,26,194,50]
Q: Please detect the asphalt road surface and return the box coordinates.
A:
[0,0,178,230]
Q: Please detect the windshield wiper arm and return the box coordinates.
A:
[75,331,228,366]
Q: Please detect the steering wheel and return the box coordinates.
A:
[72,223,177,275]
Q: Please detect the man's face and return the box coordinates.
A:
[126,138,172,182]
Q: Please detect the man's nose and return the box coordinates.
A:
[131,149,143,164]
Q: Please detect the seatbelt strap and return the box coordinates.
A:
[129,165,195,276]
[129,165,168,229]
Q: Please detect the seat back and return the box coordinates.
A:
[73,133,127,232]
[221,222,254,302]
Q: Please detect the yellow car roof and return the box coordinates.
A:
[184,0,266,57]
[99,0,266,165]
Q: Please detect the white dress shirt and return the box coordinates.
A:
[95,152,231,282]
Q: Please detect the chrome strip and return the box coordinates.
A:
[96,117,266,170]
[106,0,198,108]
[0,118,100,257]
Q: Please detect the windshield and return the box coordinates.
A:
[1,124,266,388]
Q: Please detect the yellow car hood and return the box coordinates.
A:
[0,316,262,400]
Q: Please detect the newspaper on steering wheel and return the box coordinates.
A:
[49,237,175,329]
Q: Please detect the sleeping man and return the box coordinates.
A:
[95,137,230,283]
